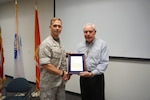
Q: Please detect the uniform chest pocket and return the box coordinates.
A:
[52,47,62,59]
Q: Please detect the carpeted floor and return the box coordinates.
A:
[2,76,81,100]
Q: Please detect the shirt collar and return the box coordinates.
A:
[85,38,96,46]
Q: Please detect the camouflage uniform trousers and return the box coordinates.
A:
[40,84,66,100]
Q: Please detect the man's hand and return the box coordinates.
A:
[79,71,93,77]
[62,71,71,81]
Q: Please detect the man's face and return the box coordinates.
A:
[50,20,62,37]
[83,25,96,44]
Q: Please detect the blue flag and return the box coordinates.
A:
[14,33,25,78]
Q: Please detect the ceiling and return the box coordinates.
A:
[0,0,14,5]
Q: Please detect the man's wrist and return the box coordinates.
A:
[90,72,94,77]
[61,70,64,77]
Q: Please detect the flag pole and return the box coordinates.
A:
[15,0,18,35]
[15,0,19,51]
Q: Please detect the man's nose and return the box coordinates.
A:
[87,32,90,35]
[56,26,59,29]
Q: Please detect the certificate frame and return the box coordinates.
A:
[68,53,85,74]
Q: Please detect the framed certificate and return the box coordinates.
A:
[68,53,85,74]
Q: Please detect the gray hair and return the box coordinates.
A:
[83,23,96,31]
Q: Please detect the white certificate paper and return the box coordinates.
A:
[68,53,85,74]
[70,56,83,71]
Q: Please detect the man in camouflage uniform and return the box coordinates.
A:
[39,18,70,100]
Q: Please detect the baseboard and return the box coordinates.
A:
[65,91,81,97]
[5,75,13,78]
[4,75,36,85]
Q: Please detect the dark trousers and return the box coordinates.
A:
[80,74,105,100]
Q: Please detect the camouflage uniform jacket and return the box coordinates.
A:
[39,35,67,88]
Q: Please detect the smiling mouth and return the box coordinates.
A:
[55,30,60,33]
[87,37,91,39]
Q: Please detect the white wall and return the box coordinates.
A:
[105,60,150,100]
[0,0,54,82]
[56,0,150,59]
[65,60,150,100]
[1,0,150,100]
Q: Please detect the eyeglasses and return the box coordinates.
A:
[85,49,90,57]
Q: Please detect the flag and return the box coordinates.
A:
[0,27,4,80]
[14,0,25,78]
[0,26,5,94]
[14,33,25,78]
[34,7,41,91]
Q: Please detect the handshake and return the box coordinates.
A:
[61,70,71,81]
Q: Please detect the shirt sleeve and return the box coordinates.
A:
[92,42,109,75]
[39,44,52,66]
